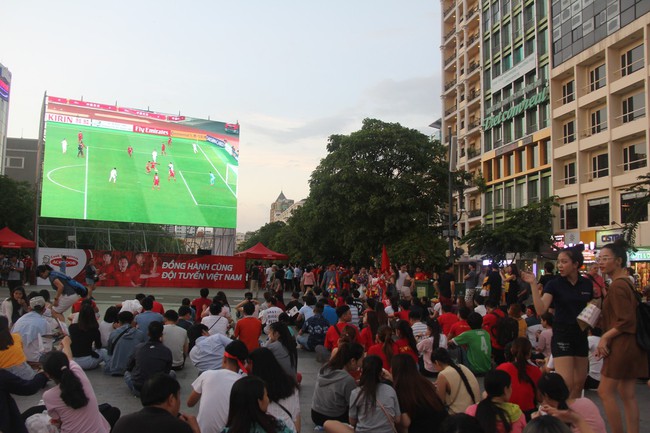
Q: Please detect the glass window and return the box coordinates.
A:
[524,4,534,27]
[525,37,535,56]
[513,13,522,39]
[486,161,494,181]
[531,144,539,167]
[528,179,539,203]
[508,153,515,175]
[621,44,644,77]
[484,41,491,61]
[560,202,578,230]
[515,183,525,207]
[588,197,609,227]
[592,153,609,178]
[623,143,648,171]
[493,31,501,52]
[514,45,524,64]
[504,120,513,143]
[484,131,493,152]
[484,69,492,91]
[503,54,512,71]
[526,108,538,134]
[542,140,551,164]
[483,10,491,32]
[538,28,548,55]
[563,120,575,144]
[622,92,646,123]
[494,125,502,148]
[502,0,511,15]
[562,80,575,104]
[540,102,550,128]
[496,158,502,179]
[564,162,576,185]
[590,107,607,134]
[621,192,649,223]
[541,176,551,199]
[515,115,525,139]
[536,0,547,19]
[503,22,511,47]
[493,61,502,78]
[505,186,513,209]
[517,149,525,172]
[495,188,503,208]
[590,64,606,91]
[486,191,494,213]
[492,0,501,22]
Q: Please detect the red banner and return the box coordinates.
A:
[37,248,246,289]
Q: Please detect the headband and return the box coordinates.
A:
[224,351,247,374]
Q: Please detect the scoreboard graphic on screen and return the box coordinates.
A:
[40,96,240,228]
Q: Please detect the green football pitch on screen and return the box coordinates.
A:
[40,122,238,228]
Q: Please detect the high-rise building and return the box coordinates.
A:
[549,1,649,285]
[441,0,483,241]
[0,63,11,176]
[269,191,294,223]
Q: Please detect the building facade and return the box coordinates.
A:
[270,191,294,223]
[0,63,11,176]
[549,1,650,286]
[5,137,38,185]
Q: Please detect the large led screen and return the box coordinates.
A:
[40,96,239,228]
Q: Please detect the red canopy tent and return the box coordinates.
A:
[0,227,36,249]
[235,242,288,261]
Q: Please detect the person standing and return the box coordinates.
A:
[152,149,158,163]
[84,258,98,298]
[595,239,647,433]
[6,255,24,292]
[109,168,117,183]
[522,244,592,399]
[77,142,84,157]
[127,145,133,157]
[438,263,455,307]
[463,263,479,308]
[62,138,68,154]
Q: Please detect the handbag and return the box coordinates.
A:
[621,279,650,352]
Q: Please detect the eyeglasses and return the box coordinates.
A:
[596,256,614,263]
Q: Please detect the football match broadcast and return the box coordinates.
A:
[40,96,240,228]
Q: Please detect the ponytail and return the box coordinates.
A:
[431,348,477,403]
[43,351,89,409]
[376,325,394,366]
[511,338,537,402]
[475,370,512,433]
[537,373,570,410]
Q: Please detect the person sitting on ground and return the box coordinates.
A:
[260,296,284,335]
[311,342,364,426]
[201,301,229,336]
[42,337,112,433]
[99,306,119,348]
[162,310,189,371]
[465,369,527,433]
[234,291,260,319]
[113,373,200,433]
[496,337,542,420]
[188,323,232,373]
[250,347,301,433]
[234,301,262,352]
[432,348,480,415]
[389,353,448,433]
[448,306,472,339]
[297,294,316,326]
[148,295,165,315]
[191,288,211,323]
[223,375,294,433]
[134,297,163,331]
[69,304,109,370]
[523,415,597,433]
[297,301,330,351]
[117,293,145,315]
[0,315,36,380]
[508,304,528,338]
[104,311,146,376]
[394,319,419,365]
[187,340,248,433]
[535,372,605,433]
[176,306,194,331]
[367,325,395,371]
[535,313,553,359]
[324,355,401,433]
[325,305,359,351]
[585,327,603,390]
[474,295,487,317]
[1,286,28,328]
[12,296,53,365]
[0,365,48,433]
[124,321,173,397]
[417,319,447,377]
[409,310,428,343]
[437,303,459,336]
[451,312,492,375]
[265,321,298,377]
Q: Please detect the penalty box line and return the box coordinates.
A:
[196,143,237,198]
[178,171,236,209]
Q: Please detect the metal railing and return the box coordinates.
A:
[581,121,607,137]
[468,61,480,74]
[615,57,645,78]
[444,52,457,66]
[468,209,482,218]
[445,105,458,116]
[444,79,457,91]
[444,28,455,42]
[444,4,455,17]
[467,33,479,46]
[466,5,479,19]
[616,106,646,124]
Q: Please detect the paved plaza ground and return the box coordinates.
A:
[12,286,650,432]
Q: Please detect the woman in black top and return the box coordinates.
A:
[69,303,108,370]
[522,244,592,399]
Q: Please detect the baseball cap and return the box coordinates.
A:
[30,296,46,309]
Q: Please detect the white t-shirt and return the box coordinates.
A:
[99,321,115,348]
[192,369,244,433]
[397,271,409,288]
[298,304,314,321]
[261,306,283,334]
[587,335,603,381]
[267,389,300,433]
[202,315,229,336]
[163,324,189,367]
[474,305,487,316]
[120,299,142,315]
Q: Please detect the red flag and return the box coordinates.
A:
[381,245,391,274]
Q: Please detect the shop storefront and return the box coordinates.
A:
[629,248,650,289]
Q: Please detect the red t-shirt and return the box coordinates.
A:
[483,309,506,349]
[438,312,460,335]
[448,320,471,339]
[72,298,97,313]
[396,310,410,322]
[393,338,418,365]
[359,327,374,351]
[235,316,262,352]
[191,297,212,322]
[324,322,359,350]
[152,301,165,315]
[496,362,543,412]
[367,343,392,370]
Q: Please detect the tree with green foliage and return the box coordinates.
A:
[461,197,558,263]
[622,173,650,248]
[0,176,36,239]
[275,118,451,268]
[238,221,287,252]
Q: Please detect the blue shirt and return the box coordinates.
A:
[189,333,232,373]
[134,311,164,332]
[322,305,338,326]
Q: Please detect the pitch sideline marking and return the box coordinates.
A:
[46,164,85,194]
[197,144,237,198]
[178,170,198,205]
[84,147,89,219]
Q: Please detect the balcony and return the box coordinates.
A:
[466,5,479,20]
[444,28,455,44]
[444,4,455,18]
[468,118,481,130]
[467,61,480,76]
[444,52,457,67]
[467,33,480,47]
[468,88,480,101]
[444,105,458,117]
[444,79,457,92]
[468,209,482,218]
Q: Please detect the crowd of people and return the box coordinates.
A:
[0,238,648,433]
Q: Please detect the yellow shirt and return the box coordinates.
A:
[0,333,27,368]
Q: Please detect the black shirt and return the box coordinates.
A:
[543,275,593,326]
[539,273,556,288]
[112,406,193,433]
[127,340,172,390]
[438,273,454,298]
[69,324,102,357]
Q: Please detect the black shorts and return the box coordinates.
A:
[551,323,588,358]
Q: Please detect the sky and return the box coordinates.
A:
[3,0,442,232]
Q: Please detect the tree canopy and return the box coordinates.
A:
[0,176,36,239]
[461,197,558,263]
[622,173,650,248]
[268,118,451,267]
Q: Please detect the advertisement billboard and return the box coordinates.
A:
[40,96,240,228]
[37,248,246,289]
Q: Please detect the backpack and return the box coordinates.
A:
[622,279,650,352]
[491,312,519,347]
[50,271,88,297]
